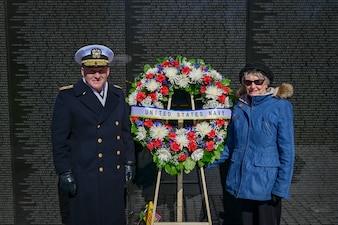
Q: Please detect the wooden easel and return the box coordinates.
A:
[151,94,212,225]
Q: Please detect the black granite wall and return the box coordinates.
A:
[0,0,337,224]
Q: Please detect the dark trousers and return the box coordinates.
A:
[239,198,282,225]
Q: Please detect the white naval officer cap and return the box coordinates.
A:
[74,44,114,67]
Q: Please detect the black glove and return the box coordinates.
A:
[59,169,77,195]
[125,162,136,184]
[272,194,281,203]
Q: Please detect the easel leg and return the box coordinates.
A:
[200,167,212,225]
[177,172,183,222]
[151,169,162,225]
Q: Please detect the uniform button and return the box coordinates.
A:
[98,138,103,143]
[99,167,104,172]
[116,135,120,140]
[115,121,119,126]
[116,164,121,170]
[98,153,103,158]
[116,150,121,155]
[97,124,101,129]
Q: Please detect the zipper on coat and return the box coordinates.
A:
[235,106,251,198]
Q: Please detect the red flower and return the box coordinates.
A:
[187,132,195,141]
[160,86,169,96]
[207,129,216,139]
[222,86,230,94]
[205,141,214,151]
[156,74,166,83]
[200,86,207,94]
[146,142,154,151]
[172,60,180,67]
[218,94,226,104]
[148,92,157,101]
[162,61,171,68]
[130,116,139,122]
[136,81,142,88]
[153,139,162,148]
[202,76,213,85]
[216,119,226,127]
[216,82,230,95]
[181,67,191,75]
[165,123,173,130]
[136,92,146,102]
[144,119,153,128]
[188,141,197,152]
[170,141,181,152]
[146,73,155,79]
[178,154,188,162]
[168,132,177,140]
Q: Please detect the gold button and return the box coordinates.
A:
[116,165,120,169]
[98,153,103,158]
[116,136,120,140]
[115,121,119,126]
[99,167,104,172]
[116,150,121,155]
[98,138,102,143]
[97,124,101,129]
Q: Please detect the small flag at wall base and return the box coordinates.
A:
[143,201,161,225]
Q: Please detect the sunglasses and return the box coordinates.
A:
[243,79,265,86]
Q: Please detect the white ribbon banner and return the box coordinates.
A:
[130,106,231,120]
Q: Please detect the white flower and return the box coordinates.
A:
[209,70,222,81]
[128,92,138,105]
[176,128,189,136]
[176,74,190,88]
[141,96,153,106]
[216,129,227,141]
[163,67,179,84]
[156,92,163,100]
[153,101,164,109]
[157,148,172,162]
[175,133,189,148]
[135,126,147,141]
[146,67,159,74]
[189,67,204,83]
[137,78,147,90]
[182,61,192,67]
[145,79,161,92]
[202,100,222,109]
[191,149,204,161]
[205,86,223,100]
[195,122,212,137]
[224,96,233,108]
[150,124,170,140]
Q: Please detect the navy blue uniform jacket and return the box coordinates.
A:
[51,79,135,225]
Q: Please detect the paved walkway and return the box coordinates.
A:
[127,144,338,225]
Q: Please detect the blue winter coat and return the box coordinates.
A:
[51,79,135,225]
[209,84,295,201]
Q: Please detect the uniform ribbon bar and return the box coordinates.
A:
[131,106,231,120]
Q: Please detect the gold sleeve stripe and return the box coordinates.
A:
[58,84,74,91]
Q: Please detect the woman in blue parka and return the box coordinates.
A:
[209,63,295,225]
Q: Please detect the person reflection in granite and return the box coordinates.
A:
[208,63,295,225]
[51,44,136,225]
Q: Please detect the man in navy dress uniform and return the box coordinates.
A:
[51,44,136,225]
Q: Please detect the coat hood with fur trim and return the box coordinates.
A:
[236,83,294,100]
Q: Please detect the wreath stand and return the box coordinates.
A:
[151,94,212,225]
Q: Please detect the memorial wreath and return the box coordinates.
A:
[127,56,233,175]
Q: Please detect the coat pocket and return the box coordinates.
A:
[254,153,280,167]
